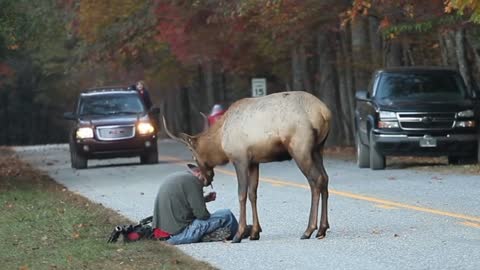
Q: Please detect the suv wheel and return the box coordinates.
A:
[141,149,159,164]
[356,131,370,168]
[71,149,87,169]
[369,130,385,170]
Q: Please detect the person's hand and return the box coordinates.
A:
[204,191,216,202]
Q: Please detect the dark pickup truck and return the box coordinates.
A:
[355,66,480,170]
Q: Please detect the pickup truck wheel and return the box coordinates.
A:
[476,140,480,164]
[369,131,385,170]
[356,132,370,168]
[71,149,87,169]
[140,149,159,164]
[448,155,475,165]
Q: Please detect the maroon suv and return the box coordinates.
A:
[63,87,160,169]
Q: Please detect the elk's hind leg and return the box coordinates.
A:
[287,138,322,240]
[313,147,329,239]
[248,163,262,240]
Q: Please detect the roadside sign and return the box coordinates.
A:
[251,78,267,97]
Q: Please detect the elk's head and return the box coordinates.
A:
[162,116,215,185]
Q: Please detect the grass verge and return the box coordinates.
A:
[0,147,216,270]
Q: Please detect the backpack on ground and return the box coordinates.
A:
[107,216,169,243]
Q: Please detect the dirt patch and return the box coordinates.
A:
[324,146,480,175]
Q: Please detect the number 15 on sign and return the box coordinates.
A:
[252,78,267,97]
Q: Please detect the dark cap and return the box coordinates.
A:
[187,163,200,172]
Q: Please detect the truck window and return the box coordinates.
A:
[376,71,467,101]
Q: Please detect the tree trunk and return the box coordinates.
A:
[204,60,215,109]
[439,29,457,67]
[316,30,344,146]
[455,28,472,90]
[368,16,382,68]
[337,28,355,145]
[291,46,303,91]
[384,37,403,67]
[351,14,371,91]
[299,45,314,92]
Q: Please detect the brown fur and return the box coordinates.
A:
[164,91,331,242]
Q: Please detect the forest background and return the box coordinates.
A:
[1,0,480,146]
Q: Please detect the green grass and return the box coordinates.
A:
[0,148,216,270]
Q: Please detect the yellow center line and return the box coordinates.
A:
[160,155,480,224]
[459,221,480,228]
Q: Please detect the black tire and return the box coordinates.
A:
[369,130,385,170]
[476,139,480,164]
[356,131,370,168]
[447,156,459,165]
[71,148,87,169]
[448,155,475,165]
[140,149,159,164]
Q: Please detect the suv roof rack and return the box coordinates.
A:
[81,85,133,94]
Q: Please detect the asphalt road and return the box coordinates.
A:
[14,140,480,270]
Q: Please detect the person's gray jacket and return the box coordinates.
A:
[152,171,210,234]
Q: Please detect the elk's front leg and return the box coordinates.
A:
[232,161,249,243]
[248,163,262,240]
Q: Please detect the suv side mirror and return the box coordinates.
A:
[150,107,160,114]
[355,90,370,101]
[63,112,76,120]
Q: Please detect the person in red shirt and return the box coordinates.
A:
[207,104,226,126]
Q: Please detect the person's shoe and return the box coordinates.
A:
[201,227,231,242]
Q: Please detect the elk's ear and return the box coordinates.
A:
[200,112,208,132]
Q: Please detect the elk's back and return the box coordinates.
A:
[221,91,331,159]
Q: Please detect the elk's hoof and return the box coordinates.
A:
[300,234,311,240]
[231,236,242,243]
[315,230,327,239]
[249,233,260,241]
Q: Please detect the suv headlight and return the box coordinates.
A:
[76,127,94,139]
[137,122,155,135]
[457,109,474,118]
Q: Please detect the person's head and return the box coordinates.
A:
[187,163,213,187]
[210,104,224,116]
[136,80,146,91]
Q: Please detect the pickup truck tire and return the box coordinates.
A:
[476,140,480,164]
[71,149,87,169]
[369,130,386,170]
[140,149,159,164]
[356,132,370,168]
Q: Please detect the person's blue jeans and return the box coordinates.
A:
[166,209,238,245]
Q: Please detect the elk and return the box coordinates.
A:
[163,91,331,243]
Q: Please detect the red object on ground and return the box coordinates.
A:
[153,228,171,239]
[127,232,140,241]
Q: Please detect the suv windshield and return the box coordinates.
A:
[78,93,145,116]
[375,71,467,101]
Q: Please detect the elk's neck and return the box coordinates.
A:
[197,125,228,166]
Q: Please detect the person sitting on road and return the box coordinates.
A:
[207,104,226,127]
[152,163,247,245]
